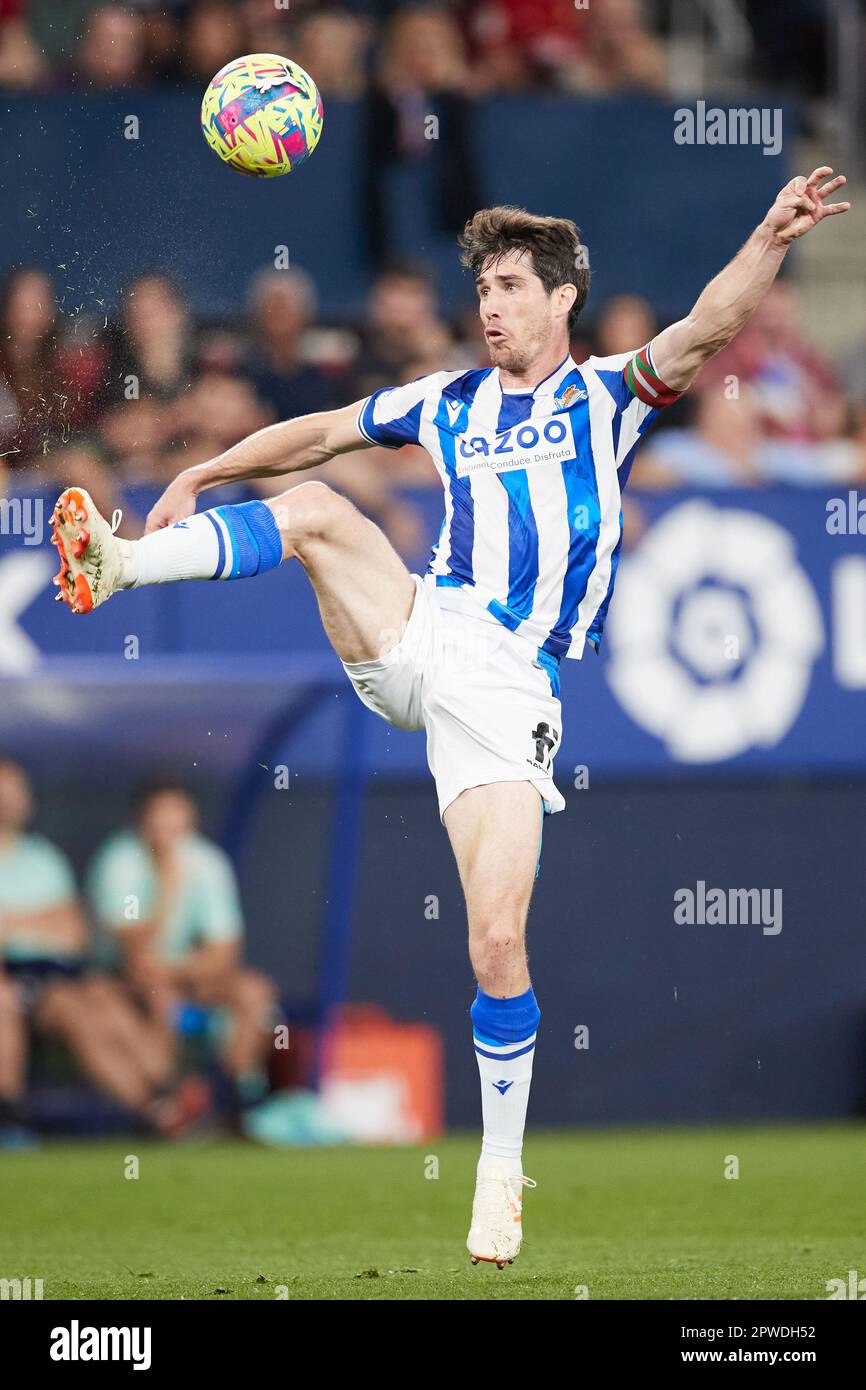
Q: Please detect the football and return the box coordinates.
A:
[200,53,323,177]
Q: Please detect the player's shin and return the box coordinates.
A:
[471,984,540,1174]
[130,500,283,587]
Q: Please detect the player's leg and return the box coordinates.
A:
[36,980,157,1113]
[267,483,416,663]
[36,979,204,1133]
[51,481,415,665]
[443,780,544,1266]
[80,975,175,1091]
[0,975,32,1145]
[188,967,279,1106]
[71,976,212,1135]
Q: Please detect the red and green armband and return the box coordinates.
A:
[624,345,683,408]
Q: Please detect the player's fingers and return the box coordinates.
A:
[805,165,833,188]
[816,175,846,199]
[788,193,815,216]
[820,201,851,216]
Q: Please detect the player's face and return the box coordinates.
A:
[476,249,569,374]
[0,762,33,832]
[139,792,196,855]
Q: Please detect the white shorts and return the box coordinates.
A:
[341,575,566,822]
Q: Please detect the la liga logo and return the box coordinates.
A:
[604,500,824,762]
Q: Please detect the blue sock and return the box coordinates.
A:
[471,986,540,1167]
[205,501,283,579]
[132,500,284,587]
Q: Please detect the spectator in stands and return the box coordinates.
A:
[88,781,280,1119]
[138,3,185,85]
[462,0,588,92]
[365,4,482,265]
[242,267,341,422]
[463,0,665,94]
[594,293,657,358]
[74,5,146,90]
[294,7,369,100]
[94,272,196,487]
[104,272,195,405]
[352,263,450,398]
[0,760,206,1147]
[242,0,295,55]
[97,395,172,481]
[631,385,764,489]
[0,0,46,88]
[697,281,846,445]
[183,0,247,85]
[0,267,104,467]
[169,369,272,462]
[632,381,856,489]
[570,0,667,95]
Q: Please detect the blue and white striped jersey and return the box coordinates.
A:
[357,348,677,661]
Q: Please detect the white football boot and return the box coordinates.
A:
[467,1165,536,1269]
[50,487,133,614]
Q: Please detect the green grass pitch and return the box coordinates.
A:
[2,1124,863,1300]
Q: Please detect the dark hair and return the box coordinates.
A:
[131,778,193,819]
[374,258,436,288]
[459,205,591,333]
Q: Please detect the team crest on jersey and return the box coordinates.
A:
[553,384,587,410]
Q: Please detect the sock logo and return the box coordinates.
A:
[172,521,189,529]
[492,1079,514,1095]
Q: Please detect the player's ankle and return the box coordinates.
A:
[118,539,138,589]
[478,1148,523,1177]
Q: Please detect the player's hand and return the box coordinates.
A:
[763,167,850,245]
[144,473,200,533]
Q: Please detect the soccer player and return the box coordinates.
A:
[51,167,848,1264]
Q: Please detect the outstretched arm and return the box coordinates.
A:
[145,400,370,533]
[651,166,850,393]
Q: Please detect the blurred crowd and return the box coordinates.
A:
[1,257,866,554]
[0,0,833,100]
[0,0,859,553]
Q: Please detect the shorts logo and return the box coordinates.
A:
[530,721,559,772]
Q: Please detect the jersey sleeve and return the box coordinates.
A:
[356,373,440,450]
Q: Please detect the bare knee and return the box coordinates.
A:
[469,914,528,991]
[82,975,123,1007]
[36,983,90,1040]
[267,482,354,558]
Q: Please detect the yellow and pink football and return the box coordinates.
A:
[200,53,323,178]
